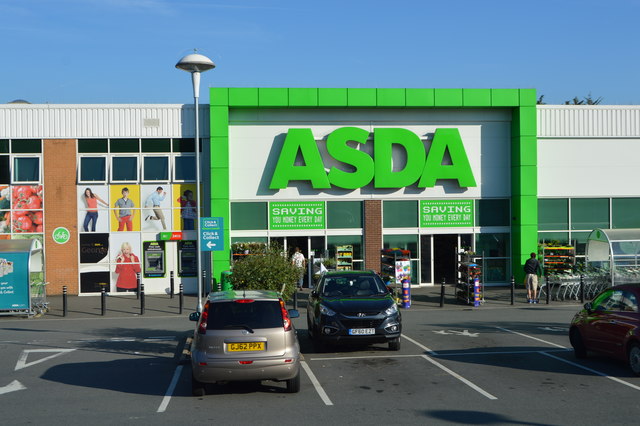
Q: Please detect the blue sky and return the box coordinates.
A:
[2,0,639,105]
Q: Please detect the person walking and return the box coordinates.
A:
[524,252,542,303]
[291,247,306,288]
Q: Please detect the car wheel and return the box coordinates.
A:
[286,370,301,393]
[389,337,401,351]
[628,343,640,376]
[191,372,206,397]
[570,328,587,359]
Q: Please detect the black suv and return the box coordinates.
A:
[307,270,402,350]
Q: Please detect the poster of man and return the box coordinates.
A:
[141,185,172,231]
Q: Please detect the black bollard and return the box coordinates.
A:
[293,286,298,310]
[179,283,184,315]
[136,273,141,300]
[101,286,106,316]
[580,274,585,303]
[545,274,550,305]
[140,282,145,315]
[440,280,445,307]
[170,271,174,299]
[63,285,68,317]
[510,275,515,305]
[202,270,208,297]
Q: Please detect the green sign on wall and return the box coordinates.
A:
[269,201,325,230]
[420,200,474,227]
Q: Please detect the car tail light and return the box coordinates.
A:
[197,301,210,334]
[280,299,292,331]
[239,360,253,365]
[235,299,255,303]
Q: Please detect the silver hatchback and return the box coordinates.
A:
[189,290,301,395]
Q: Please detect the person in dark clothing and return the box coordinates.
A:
[524,252,542,303]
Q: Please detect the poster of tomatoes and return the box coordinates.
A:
[0,185,10,234]
[11,185,44,233]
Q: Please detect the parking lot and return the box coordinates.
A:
[2,289,640,425]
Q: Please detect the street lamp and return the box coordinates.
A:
[176,50,215,313]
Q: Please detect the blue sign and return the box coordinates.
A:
[200,217,224,252]
[0,252,30,311]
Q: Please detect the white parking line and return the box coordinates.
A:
[157,365,183,413]
[540,352,640,392]
[495,326,567,349]
[402,334,438,355]
[310,354,421,361]
[420,355,497,400]
[300,361,333,406]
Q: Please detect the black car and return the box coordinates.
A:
[307,270,402,350]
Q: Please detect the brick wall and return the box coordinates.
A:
[364,199,382,271]
[43,139,79,295]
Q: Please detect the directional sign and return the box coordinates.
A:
[200,217,224,252]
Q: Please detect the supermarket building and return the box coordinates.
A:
[1,88,639,295]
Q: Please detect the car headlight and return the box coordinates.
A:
[319,304,336,316]
[384,304,398,316]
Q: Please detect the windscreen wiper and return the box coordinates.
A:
[223,324,255,333]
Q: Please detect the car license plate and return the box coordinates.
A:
[228,342,265,352]
[349,328,375,335]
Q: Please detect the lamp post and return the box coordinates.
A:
[176,50,215,313]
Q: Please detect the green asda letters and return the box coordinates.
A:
[269,127,476,190]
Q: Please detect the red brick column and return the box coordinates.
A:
[364,200,382,272]
[43,139,79,295]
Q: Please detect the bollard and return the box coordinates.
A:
[170,271,174,299]
[580,274,585,303]
[136,273,141,300]
[293,286,298,310]
[545,274,550,305]
[202,270,208,297]
[101,286,106,316]
[179,283,184,315]
[510,275,515,305]
[140,282,145,315]
[440,279,445,308]
[63,285,68,317]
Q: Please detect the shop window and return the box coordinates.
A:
[13,157,40,182]
[0,156,9,184]
[383,234,418,255]
[174,156,196,181]
[231,202,267,230]
[142,139,171,153]
[420,235,432,284]
[173,138,196,153]
[383,200,418,228]
[110,138,139,153]
[143,156,169,181]
[571,198,609,230]
[538,232,570,246]
[79,157,107,182]
[0,140,9,153]
[538,199,568,230]
[612,198,640,229]
[11,139,41,153]
[327,235,363,261]
[327,201,362,229]
[111,156,138,182]
[78,139,108,153]
[476,199,509,227]
[571,231,590,256]
[475,233,509,257]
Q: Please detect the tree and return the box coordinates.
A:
[537,95,546,105]
[229,242,301,300]
[564,93,603,105]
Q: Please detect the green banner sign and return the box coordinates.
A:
[420,200,474,227]
[269,201,325,230]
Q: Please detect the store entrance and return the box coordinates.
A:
[433,234,459,285]
[270,236,325,288]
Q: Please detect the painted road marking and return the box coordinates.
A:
[420,355,498,400]
[540,352,640,392]
[15,348,76,371]
[538,327,569,332]
[433,330,479,337]
[496,326,567,349]
[402,334,438,355]
[0,380,26,395]
[311,354,422,361]
[301,361,333,406]
[157,365,183,413]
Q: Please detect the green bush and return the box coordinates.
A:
[230,243,300,300]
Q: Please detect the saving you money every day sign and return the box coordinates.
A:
[420,200,474,227]
[269,202,325,230]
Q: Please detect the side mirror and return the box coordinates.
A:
[288,309,300,319]
[189,312,200,321]
[584,302,593,313]
[310,290,318,298]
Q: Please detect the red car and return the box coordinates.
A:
[570,284,640,375]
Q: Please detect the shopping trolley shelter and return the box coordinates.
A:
[2,298,640,424]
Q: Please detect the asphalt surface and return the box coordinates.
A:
[2,287,640,425]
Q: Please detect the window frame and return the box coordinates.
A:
[142,155,170,183]
[12,155,42,184]
[110,155,139,183]
[78,155,108,184]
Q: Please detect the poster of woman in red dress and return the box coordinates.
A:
[114,241,141,292]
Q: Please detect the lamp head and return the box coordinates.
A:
[175,52,215,73]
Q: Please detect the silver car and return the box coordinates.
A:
[189,290,301,395]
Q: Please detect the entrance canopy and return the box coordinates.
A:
[586,228,640,285]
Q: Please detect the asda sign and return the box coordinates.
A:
[269,127,476,190]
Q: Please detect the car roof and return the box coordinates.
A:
[207,290,281,302]
[322,270,378,277]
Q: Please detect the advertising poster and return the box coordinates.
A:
[110,185,141,232]
[0,185,10,235]
[0,252,29,311]
[173,184,197,231]
[79,265,111,294]
[420,200,474,227]
[77,186,110,233]
[10,185,44,234]
[143,241,165,278]
[79,233,109,264]
[110,233,141,292]
[141,185,172,232]
[269,201,325,230]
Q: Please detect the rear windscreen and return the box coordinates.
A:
[206,300,284,330]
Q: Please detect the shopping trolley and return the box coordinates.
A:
[30,281,49,315]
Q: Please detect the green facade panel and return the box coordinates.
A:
[288,88,318,106]
[519,89,537,106]
[318,88,348,106]
[463,89,492,107]
[210,87,229,106]
[491,89,520,107]
[376,89,406,107]
[259,88,288,107]
[210,106,229,137]
[229,88,259,106]
[405,89,434,107]
[434,89,463,107]
[347,88,377,106]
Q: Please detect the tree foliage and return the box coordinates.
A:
[564,93,603,105]
[229,242,300,300]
